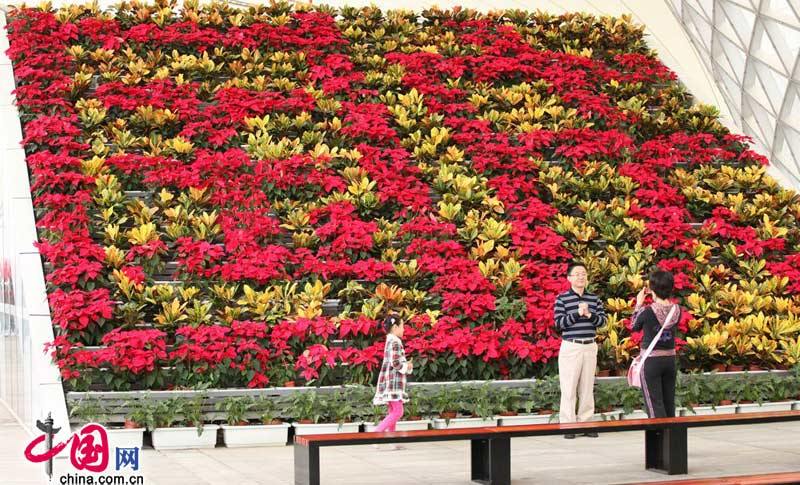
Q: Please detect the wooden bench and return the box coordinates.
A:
[623,471,800,484]
[293,410,800,485]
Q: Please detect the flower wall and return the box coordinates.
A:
[7,1,800,391]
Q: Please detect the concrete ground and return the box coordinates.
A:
[0,401,47,484]
[3,399,799,485]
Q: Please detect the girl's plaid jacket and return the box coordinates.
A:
[372,333,412,405]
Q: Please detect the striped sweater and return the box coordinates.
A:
[553,288,607,339]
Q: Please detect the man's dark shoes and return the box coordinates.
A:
[564,433,576,439]
[583,432,599,438]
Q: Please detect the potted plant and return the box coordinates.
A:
[429,386,463,429]
[533,376,560,417]
[69,397,107,428]
[291,390,359,436]
[220,397,290,447]
[683,378,736,416]
[433,385,498,430]
[617,385,648,420]
[731,375,768,413]
[494,387,521,417]
[70,397,146,449]
[592,382,622,421]
[110,399,147,449]
[151,396,219,450]
[270,359,297,387]
[676,372,707,415]
[500,385,553,426]
[754,374,795,412]
[428,386,459,422]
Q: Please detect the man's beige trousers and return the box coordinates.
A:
[558,340,597,423]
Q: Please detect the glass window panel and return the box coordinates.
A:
[749,21,787,74]
[742,97,771,144]
[743,59,774,112]
[761,17,800,73]
[782,85,800,127]
[717,33,748,81]
[752,59,789,112]
[720,0,757,42]
[761,0,800,27]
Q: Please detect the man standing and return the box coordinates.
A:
[554,262,607,439]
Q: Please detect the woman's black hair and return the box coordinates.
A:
[649,269,674,300]
[382,314,402,333]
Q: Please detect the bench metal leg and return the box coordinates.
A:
[645,427,688,475]
[294,444,320,485]
[471,437,511,485]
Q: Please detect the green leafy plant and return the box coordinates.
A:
[323,389,355,425]
[676,372,710,411]
[290,391,323,424]
[69,397,107,425]
[254,397,281,425]
[216,396,255,426]
[181,396,208,436]
[617,384,643,415]
[593,382,618,416]
[429,386,460,419]
[493,387,522,415]
[531,376,560,413]
[123,398,150,428]
[461,384,498,419]
[152,398,183,429]
[730,374,766,405]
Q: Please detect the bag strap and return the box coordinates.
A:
[639,305,678,363]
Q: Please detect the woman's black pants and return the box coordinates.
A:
[641,356,677,418]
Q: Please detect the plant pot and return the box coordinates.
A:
[596,369,610,377]
[439,411,457,420]
[432,417,497,430]
[498,414,555,426]
[728,365,745,372]
[498,411,518,417]
[711,363,727,372]
[151,425,219,450]
[292,422,360,436]
[719,400,733,406]
[106,427,145,449]
[737,401,794,414]
[537,409,555,415]
[363,420,431,432]
[680,404,737,416]
[283,381,296,387]
[620,410,649,420]
[123,419,140,429]
[221,423,290,447]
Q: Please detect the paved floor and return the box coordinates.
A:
[3,402,799,485]
[0,401,46,484]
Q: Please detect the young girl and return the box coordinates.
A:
[372,314,413,434]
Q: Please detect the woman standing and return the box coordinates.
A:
[632,270,682,418]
